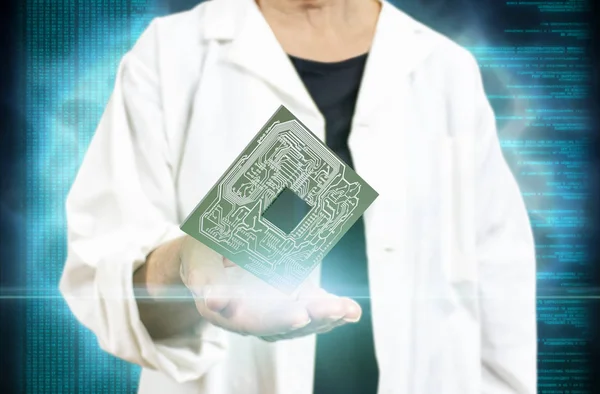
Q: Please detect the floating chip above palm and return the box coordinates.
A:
[181,106,378,294]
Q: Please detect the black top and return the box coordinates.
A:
[289,53,379,394]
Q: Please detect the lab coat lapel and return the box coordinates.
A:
[353,1,436,124]
[224,0,319,117]
[348,3,441,393]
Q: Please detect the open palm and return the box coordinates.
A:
[180,237,362,341]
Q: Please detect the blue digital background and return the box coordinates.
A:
[14,0,595,392]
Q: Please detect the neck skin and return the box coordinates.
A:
[256,0,380,32]
[256,0,381,61]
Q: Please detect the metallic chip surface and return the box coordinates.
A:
[180,105,379,293]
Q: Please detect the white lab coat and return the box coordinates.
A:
[59,0,537,393]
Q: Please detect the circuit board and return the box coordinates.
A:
[180,105,379,294]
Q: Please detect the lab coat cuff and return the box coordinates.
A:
[96,224,227,384]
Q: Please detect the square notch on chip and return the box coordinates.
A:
[261,187,312,235]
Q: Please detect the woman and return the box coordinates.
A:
[60,0,537,393]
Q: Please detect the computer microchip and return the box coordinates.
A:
[180,105,378,294]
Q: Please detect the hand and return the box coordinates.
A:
[179,236,362,341]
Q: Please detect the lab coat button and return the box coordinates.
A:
[384,247,394,253]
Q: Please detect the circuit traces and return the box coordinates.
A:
[181,106,378,293]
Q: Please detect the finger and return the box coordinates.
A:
[275,290,347,338]
[304,292,347,322]
[181,242,238,320]
[240,300,312,336]
[298,285,362,323]
[192,285,243,330]
[196,282,311,337]
[340,297,362,322]
[256,289,358,341]
[270,313,348,341]
[202,284,236,313]
[205,298,310,337]
[288,290,362,337]
[184,244,313,336]
[181,240,225,290]
[186,266,233,315]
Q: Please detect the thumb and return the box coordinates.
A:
[180,237,233,314]
[198,284,237,314]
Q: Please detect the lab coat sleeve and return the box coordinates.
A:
[468,56,538,393]
[59,20,225,383]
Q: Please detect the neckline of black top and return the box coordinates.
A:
[288,52,369,73]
